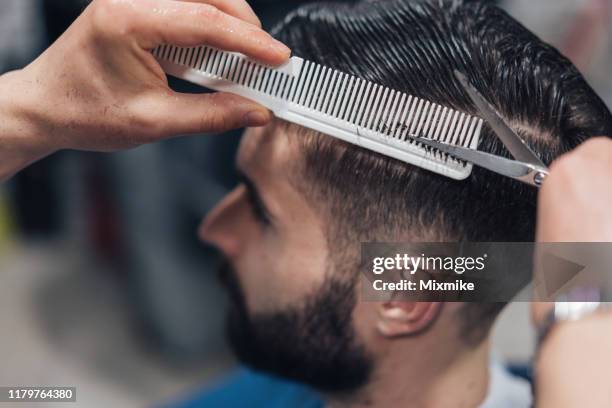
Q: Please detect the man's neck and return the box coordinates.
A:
[325,339,491,408]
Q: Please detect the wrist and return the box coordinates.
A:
[0,69,56,180]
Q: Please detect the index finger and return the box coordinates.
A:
[141,0,290,65]
[181,0,262,27]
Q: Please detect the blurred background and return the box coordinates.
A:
[0,0,610,407]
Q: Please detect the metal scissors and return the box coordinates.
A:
[409,71,549,187]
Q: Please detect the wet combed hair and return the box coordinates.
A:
[272,0,612,342]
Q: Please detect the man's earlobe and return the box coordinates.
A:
[376,302,441,338]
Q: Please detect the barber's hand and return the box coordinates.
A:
[536,137,612,243]
[2,0,290,155]
[532,136,612,320]
[532,137,612,407]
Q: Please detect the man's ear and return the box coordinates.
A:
[376,302,441,338]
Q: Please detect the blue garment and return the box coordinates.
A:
[172,368,323,408]
[171,361,532,408]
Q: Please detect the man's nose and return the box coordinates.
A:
[199,186,248,259]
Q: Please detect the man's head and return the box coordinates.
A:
[201,0,612,394]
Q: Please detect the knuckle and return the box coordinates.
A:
[585,137,612,159]
[202,114,231,133]
[547,155,576,186]
[130,109,166,139]
[583,136,610,149]
[200,94,244,131]
[196,4,223,21]
[91,0,119,22]
[582,137,612,157]
[91,0,137,37]
[549,153,572,175]
[563,137,612,171]
[141,117,167,140]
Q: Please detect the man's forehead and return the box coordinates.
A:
[237,122,297,177]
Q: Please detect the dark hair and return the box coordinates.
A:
[272,0,612,341]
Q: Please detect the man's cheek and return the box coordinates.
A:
[235,250,285,313]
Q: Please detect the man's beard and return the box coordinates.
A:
[218,262,373,393]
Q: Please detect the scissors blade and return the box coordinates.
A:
[454,70,547,168]
[408,136,533,180]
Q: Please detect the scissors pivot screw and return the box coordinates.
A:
[534,172,547,187]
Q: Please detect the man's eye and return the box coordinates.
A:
[245,188,271,225]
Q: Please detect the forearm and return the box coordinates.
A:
[0,70,55,182]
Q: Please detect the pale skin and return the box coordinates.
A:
[200,123,490,408]
[534,138,612,408]
[201,129,612,407]
[0,0,290,182]
[5,1,488,406]
[1,0,612,404]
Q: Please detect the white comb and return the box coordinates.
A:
[153,45,483,180]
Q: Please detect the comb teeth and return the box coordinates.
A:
[153,45,483,180]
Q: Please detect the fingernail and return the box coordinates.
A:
[252,14,262,28]
[272,40,291,57]
[244,110,270,127]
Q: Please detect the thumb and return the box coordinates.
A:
[156,92,272,137]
